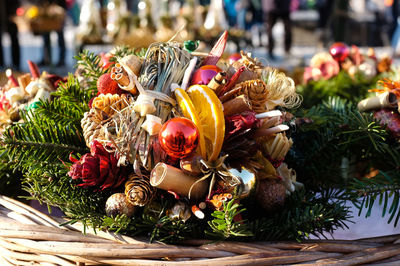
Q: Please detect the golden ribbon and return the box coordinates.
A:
[188,155,241,199]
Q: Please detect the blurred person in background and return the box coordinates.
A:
[262,0,292,59]
[38,0,67,66]
[0,0,21,69]
[316,0,334,47]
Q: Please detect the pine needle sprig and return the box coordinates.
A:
[206,199,253,239]
[346,171,400,226]
[249,189,351,241]
[35,75,95,127]
[74,50,107,88]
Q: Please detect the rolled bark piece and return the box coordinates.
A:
[207,72,228,94]
[223,95,252,116]
[150,163,208,199]
[18,73,31,90]
[357,92,397,112]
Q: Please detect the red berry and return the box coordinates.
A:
[97,73,125,95]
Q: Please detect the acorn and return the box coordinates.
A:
[255,179,286,212]
[105,193,137,217]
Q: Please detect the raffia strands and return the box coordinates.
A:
[1,195,400,265]
[261,68,302,111]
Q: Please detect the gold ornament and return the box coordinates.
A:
[125,174,155,207]
[105,193,137,217]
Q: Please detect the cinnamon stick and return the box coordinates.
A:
[223,95,252,116]
[357,92,397,112]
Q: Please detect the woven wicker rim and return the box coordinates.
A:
[0,195,399,265]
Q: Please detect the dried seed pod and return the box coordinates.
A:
[81,108,110,147]
[220,79,269,113]
[105,193,137,217]
[125,174,155,206]
[92,93,131,117]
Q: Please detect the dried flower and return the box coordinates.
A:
[68,140,126,190]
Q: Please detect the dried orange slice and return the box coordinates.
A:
[175,87,206,158]
[187,85,225,162]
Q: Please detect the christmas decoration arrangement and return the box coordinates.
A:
[0,33,351,243]
[0,61,65,133]
[298,42,393,108]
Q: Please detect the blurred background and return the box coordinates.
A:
[1,0,399,75]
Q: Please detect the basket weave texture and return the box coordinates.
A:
[0,195,399,265]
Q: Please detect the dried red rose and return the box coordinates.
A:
[68,140,126,190]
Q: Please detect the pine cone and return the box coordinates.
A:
[81,108,110,147]
[125,174,155,206]
[256,179,286,212]
[92,93,131,117]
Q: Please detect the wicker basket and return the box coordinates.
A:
[0,195,399,265]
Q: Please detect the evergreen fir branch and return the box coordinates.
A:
[288,97,398,188]
[346,172,400,226]
[206,199,253,239]
[248,189,351,241]
[54,73,97,105]
[74,50,107,88]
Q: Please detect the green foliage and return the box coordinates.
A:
[206,199,252,239]
[249,189,351,241]
[288,97,398,188]
[74,50,107,88]
[297,71,381,108]
[346,172,400,226]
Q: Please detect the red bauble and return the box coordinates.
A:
[97,73,125,95]
[191,65,222,85]
[228,53,241,65]
[329,42,349,62]
[159,118,199,158]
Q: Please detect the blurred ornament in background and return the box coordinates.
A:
[329,42,349,63]
[204,0,228,30]
[76,0,103,44]
[159,117,200,158]
[106,0,129,40]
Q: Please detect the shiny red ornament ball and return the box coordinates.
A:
[228,53,241,65]
[97,73,125,95]
[158,117,199,158]
[329,42,349,63]
[191,65,222,85]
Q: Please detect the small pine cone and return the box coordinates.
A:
[256,179,286,212]
[125,174,155,206]
[92,93,131,117]
[81,108,109,147]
